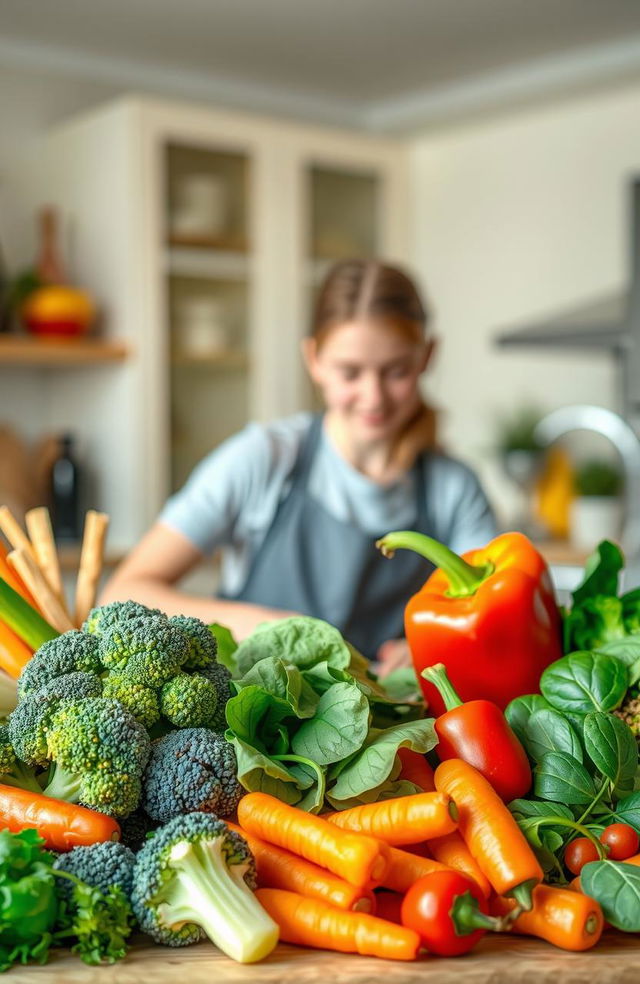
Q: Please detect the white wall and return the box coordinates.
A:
[408,82,640,521]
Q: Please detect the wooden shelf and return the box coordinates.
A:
[57,545,126,571]
[166,246,251,281]
[0,336,129,367]
[168,233,249,252]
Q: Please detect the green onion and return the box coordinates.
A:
[0,577,59,650]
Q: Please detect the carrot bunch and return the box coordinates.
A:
[239,760,605,959]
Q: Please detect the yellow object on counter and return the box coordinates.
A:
[22,285,95,338]
[533,446,575,539]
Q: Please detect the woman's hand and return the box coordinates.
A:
[375,638,412,676]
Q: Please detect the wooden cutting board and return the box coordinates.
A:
[11,931,640,983]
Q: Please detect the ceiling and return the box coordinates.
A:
[2,0,640,131]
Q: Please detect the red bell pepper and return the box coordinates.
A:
[423,662,532,802]
[376,530,562,715]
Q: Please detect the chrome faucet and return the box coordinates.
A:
[534,405,640,579]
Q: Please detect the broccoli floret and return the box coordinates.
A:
[159,673,218,729]
[7,692,61,768]
[131,812,278,961]
[53,841,136,904]
[199,661,233,732]
[83,600,166,637]
[168,616,217,671]
[18,632,101,698]
[0,723,42,793]
[43,697,150,818]
[99,616,189,687]
[142,728,243,822]
[38,671,103,703]
[102,675,160,730]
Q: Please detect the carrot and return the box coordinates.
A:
[227,821,374,912]
[428,832,492,899]
[256,887,421,961]
[237,792,390,888]
[381,845,451,894]
[0,783,121,851]
[326,791,458,845]
[434,759,543,909]
[0,620,33,679]
[491,884,603,951]
[0,543,38,609]
[396,748,436,791]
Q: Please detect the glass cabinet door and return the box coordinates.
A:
[164,143,251,492]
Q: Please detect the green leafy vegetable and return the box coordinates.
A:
[524,708,583,763]
[290,682,369,766]
[583,711,638,796]
[540,651,627,715]
[581,860,640,931]
[504,694,553,745]
[207,622,237,672]
[571,541,624,607]
[533,751,597,804]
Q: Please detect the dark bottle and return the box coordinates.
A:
[51,433,82,541]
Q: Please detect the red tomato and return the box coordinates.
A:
[564,837,599,875]
[600,823,640,861]
[400,870,490,957]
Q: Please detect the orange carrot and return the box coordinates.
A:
[256,888,421,961]
[227,821,373,911]
[434,759,543,908]
[380,845,451,894]
[0,620,33,679]
[428,832,492,898]
[0,783,121,851]
[396,748,436,791]
[326,791,458,845]
[491,884,603,951]
[0,542,38,610]
[237,792,390,888]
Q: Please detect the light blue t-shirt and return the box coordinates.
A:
[160,413,497,596]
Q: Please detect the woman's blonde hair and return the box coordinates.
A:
[311,259,438,469]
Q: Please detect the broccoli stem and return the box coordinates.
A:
[0,760,44,795]
[157,838,279,963]
[41,763,83,803]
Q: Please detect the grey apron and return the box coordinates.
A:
[221,415,434,660]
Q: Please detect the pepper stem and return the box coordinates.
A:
[421,663,463,711]
[450,891,502,936]
[376,531,494,598]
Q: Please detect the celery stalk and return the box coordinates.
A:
[0,577,59,650]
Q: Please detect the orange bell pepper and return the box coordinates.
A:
[376,531,562,715]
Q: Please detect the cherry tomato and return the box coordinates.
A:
[599,823,640,861]
[400,870,491,957]
[564,837,599,875]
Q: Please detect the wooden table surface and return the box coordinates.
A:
[11,931,640,984]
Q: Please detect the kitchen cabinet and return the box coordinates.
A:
[12,96,408,552]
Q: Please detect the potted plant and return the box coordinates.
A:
[570,459,624,551]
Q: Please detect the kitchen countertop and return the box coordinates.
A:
[11,931,640,983]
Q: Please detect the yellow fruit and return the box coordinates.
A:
[22,286,95,337]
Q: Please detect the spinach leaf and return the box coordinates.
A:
[234,616,352,676]
[596,635,640,687]
[583,711,638,795]
[291,682,369,766]
[621,589,640,634]
[571,541,624,606]
[524,708,583,763]
[228,735,308,805]
[235,656,318,719]
[378,666,421,701]
[611,791,640,832]
[504,694,553,745]
[327,718,437,802]
[225,685,297,755]
[540,651,627,714]
[581,860,640,931]
[533,751,597,804]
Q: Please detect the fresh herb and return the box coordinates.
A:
[581,860,640,931]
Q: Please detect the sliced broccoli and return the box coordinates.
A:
[0,723,42,793]
[99,616,189,687]
[102,675,160,730]
[131,812,278,962]
[83,600,166,637]
[53,841,136,903]
[159,673,218,728]
[169,616,217,671]
[142,728,243,822]
[18,632,101,698]
[199,661,233,732]
[43,697,150,818]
